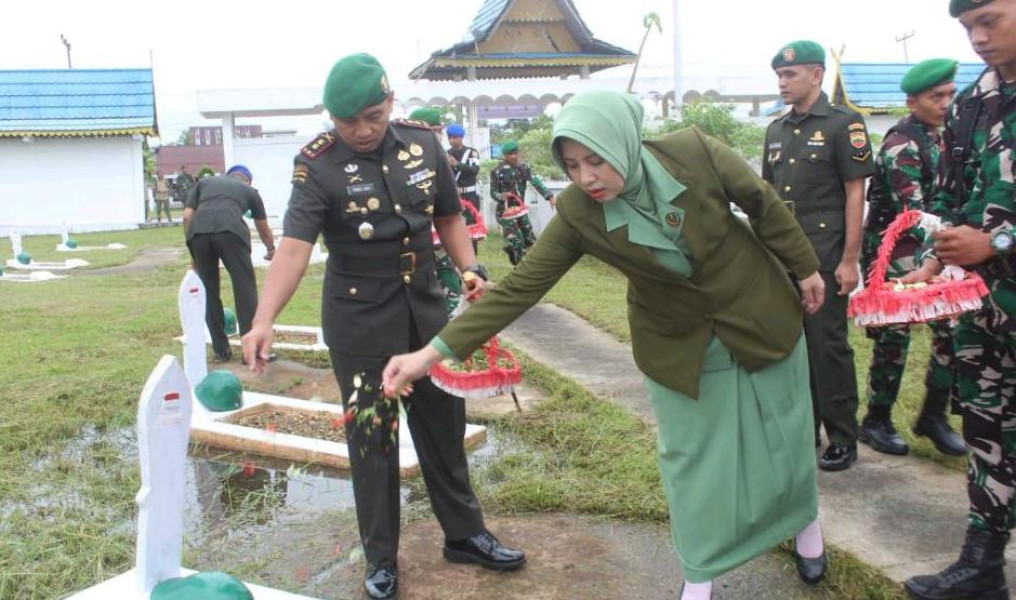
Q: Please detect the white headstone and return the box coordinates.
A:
[10,229,22,256]
[61,228,70,246]
[178,271,208,384]
[134,355,193,593]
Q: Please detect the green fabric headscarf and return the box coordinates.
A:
[551,90,692,273]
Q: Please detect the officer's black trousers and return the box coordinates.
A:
[803,270,859,445]
[187,232,258,357]
[330,348,485,568]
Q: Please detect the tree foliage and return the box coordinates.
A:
[656,100,766,161]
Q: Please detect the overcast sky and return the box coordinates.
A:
[0,0,983,142]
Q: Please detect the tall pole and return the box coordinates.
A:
[671,0,683,113]
[60,34,72,68]
[895,30,915,64]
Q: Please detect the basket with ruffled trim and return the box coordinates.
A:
[462,200,489,240]
[848,209,988,327]
[429,337,522,399]
[498,192,529,221]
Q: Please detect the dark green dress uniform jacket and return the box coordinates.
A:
[439,127,820,398]
[283,121,461,356]
[762,92,876,271]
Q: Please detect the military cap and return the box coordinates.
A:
[446,123,465,137]
[195,370,243,412]
[771,40,826,70]
[501,139,519,154]
[900,58,958,95]
[409,107,443,126]
[151,571,253,600]
[950,0,995,17]
[323,53,391,118]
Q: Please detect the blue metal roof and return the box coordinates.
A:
[468,0,511,39]
[0,68,156,136]
[837,63,986,110]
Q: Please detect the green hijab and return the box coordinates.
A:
[551,91,691,271]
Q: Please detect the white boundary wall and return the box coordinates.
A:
[0,136,146,235]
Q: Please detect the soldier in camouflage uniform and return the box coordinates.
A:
[489,139,554,264]
[904,2,1016,598]
[859,59,966,458]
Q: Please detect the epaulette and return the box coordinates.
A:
[301,132,336,160]
[393,118,434,131]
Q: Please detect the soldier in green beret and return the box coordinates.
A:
[859,59,965,458]
[763,39,876,472]
[490,139,555,264]
[242,52,523,600]
[408,106,444,134]
[904,1,1016,598]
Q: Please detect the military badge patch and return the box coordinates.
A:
[409,143,423,157]
[345,163,359,173]
[783,47,796,62]
[850,130,868,149]
[397,150,411,161]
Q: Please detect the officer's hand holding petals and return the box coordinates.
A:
[242,322,275,374]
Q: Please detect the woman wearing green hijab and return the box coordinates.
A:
[382,90,827,598]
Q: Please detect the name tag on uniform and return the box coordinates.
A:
[347,183,375,196]
[407,169,436,186]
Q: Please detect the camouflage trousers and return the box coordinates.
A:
[496,204,536,266]
[434,249,462,316]
[954,308,1016,533]
[865,320,956,411]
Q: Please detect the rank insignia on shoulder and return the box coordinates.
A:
[394,118,433,131]
[301,133,335,160]
[292,164,308,184]
[848,123,866,131]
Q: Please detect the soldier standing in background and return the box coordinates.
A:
[763,40,876,472]
[489,140,554,264]
[859,58,965,458]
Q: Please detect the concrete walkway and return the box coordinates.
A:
[501,303,1016,590]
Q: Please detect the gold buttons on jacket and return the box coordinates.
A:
[810,153,818,160]
[665,212,681,227]
[794,129,801,135]
[819,223,827,229]
[394,204,402,214]
[349,287,358,295]
[382,165,390,174]
[402,237,410,246]
[784,185,792,192]
[789,158,796,165]
[403,275,411,284]
[367,197,380,211]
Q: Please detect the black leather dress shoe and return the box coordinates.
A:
[795,550,827,585]
[913,415,967,457]
[364,564,397,600]
[819,443,857,471]
[859,417,909,455]
[444,530,526,571]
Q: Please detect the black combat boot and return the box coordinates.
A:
[913,390,966,457]
[859,404,909,455]
[904,527,1009,599]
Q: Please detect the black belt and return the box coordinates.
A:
[327,240,434,277]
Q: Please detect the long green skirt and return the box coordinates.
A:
[646,334,818,582]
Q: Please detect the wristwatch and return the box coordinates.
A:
[461,264,489,282]
[990,227,1015,256]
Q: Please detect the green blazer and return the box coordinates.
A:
[438,127,820,398]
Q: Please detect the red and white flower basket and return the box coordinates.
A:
[849,209,988,327]
[429,336,522,399]
[499,192,529,221]
[432,197,490,245]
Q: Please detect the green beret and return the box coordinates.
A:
[323,53,391,118]
[950,0,995,17]
[501,139,519,154]
[409,107,442,126]
[151,571,253,600]
[901,58,959,95]
[771,40,825,70]
[195,370,243,412]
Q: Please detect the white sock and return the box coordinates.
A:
[795,516,824,559]
[681,580,712,600]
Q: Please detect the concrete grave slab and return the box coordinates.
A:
[178,270,487,477]
[55,227,128,251]
[8,229,89,270]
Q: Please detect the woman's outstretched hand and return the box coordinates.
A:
[383,345,444,397]
[798,272,826,315]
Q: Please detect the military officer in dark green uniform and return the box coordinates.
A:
[242,54,524,600]
[904,1,1016,598]
[763,40,876,472]
[859,58,965,458]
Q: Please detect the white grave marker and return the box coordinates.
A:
[67,355,319,600]
[178,270,209,385]
[10,229,23,256]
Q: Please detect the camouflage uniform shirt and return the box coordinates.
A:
[489,162,552,211]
